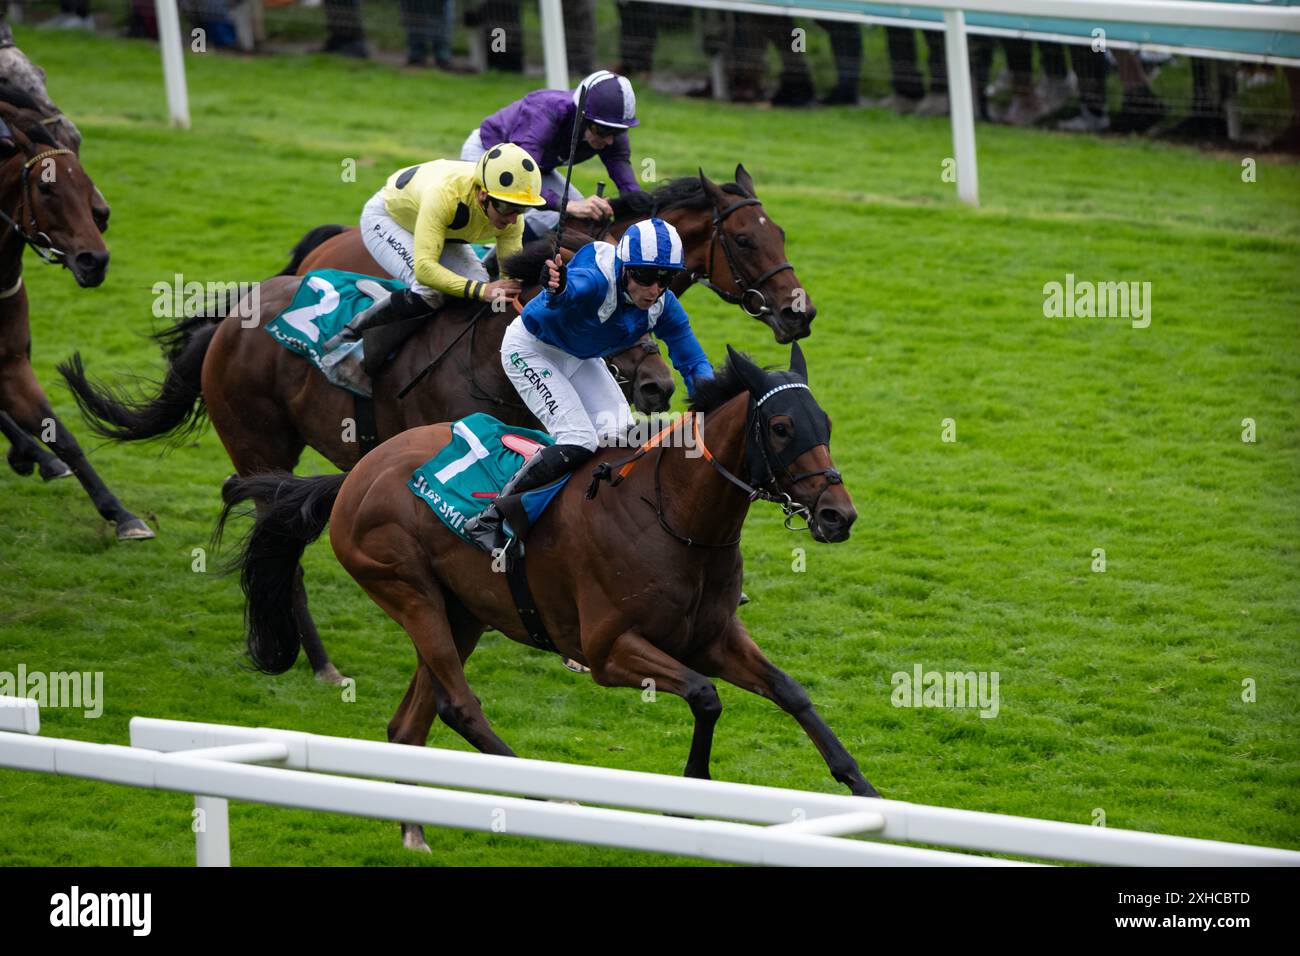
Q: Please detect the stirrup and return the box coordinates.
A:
[463,505,507,554]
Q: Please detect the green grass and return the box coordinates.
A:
[1,28,1298,866]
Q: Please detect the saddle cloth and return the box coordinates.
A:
[407,413,570,545]
[264,268,408,397]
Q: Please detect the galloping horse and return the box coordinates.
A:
[298,166,816,344]
[0,100,150,539]
[218,344,877,851]
[58,244,674,682]
[59,167,814,679]
[0,48,112,482]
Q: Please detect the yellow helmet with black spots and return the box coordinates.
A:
[475,143,547,208]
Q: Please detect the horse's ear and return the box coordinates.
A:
[726,345,768,395]
[734,164,755,197]
[789,341,808,383]
[698,167,727,205]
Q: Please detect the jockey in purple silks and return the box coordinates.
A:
[461,70,643,243]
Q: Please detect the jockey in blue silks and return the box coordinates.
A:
[463,218,713,548]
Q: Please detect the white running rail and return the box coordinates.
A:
[2,696,1297,866]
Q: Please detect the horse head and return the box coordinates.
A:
[0,105,107,287]
[724,342,854,542]
[693,166,815,344]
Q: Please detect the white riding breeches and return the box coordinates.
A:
[500,316,631,452]
[359,189,488,302]
[460,129,582,237]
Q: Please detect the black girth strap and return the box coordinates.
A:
[353,394,380,455]
[505,552,559,655]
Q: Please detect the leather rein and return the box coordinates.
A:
[586,387,842,548]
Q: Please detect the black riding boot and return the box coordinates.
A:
[323,287,433,351]
[464,443,593,551]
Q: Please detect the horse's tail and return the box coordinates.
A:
[57,315,217,444]
[216,471,347,675]
[277,224,347,275]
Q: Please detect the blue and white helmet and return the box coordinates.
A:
[574,70,639,129]
[617,218,685,271]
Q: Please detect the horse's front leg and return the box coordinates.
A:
[697,617,879,797]
[588,629,722,779]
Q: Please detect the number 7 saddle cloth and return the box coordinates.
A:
[407,413,570,548]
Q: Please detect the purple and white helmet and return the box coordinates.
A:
[573,70,638,129]
[617,219,684,271]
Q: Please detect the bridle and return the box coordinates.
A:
[604,336,661,389]
[0,145,75,266]
[691,195,794,319]
[744,382,842,533]
[586,384,842,548]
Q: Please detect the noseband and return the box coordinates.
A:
[586,390,840,547]
[0,146,75,266]
[691,197,794,319]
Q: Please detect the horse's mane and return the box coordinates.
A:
[689,352,764,414]
[0,99,59,147]
[500,230,597,282]
[610,177,749,220]
[0,86,46,115]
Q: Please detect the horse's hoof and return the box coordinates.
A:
[314,664,348,685]
[561,658,590,674]
[402,825,431,854]
[39,458,73,481]
[7,448,34,476]
[116,517,156,540]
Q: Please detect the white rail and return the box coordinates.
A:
[2,698,1297,867]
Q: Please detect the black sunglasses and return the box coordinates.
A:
[625,266,675,287]
[488,197,526,216]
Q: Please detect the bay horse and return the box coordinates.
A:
[218,343,877,851]
[0,61,111,479]
[297,166,816,344]
[0,100,150,539]
[58,241,675,682]
[59,166,812,680]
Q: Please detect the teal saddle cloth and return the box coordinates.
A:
[264,268,406,396]
[407,413,570,544]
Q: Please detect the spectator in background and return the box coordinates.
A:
[401,0,455,69]
[997,39,1046,125]
[616,1,659,77]
[324,0,367,59]
[729,14,815,106]
[1058,48,1166,134]
[1162,58,1233,141]
[564,0,595,76]
[40,1,94,30]
[468,0,522,72]
[818,20,862,106]
[1274,67,1300,152]
[877,27,948,117]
